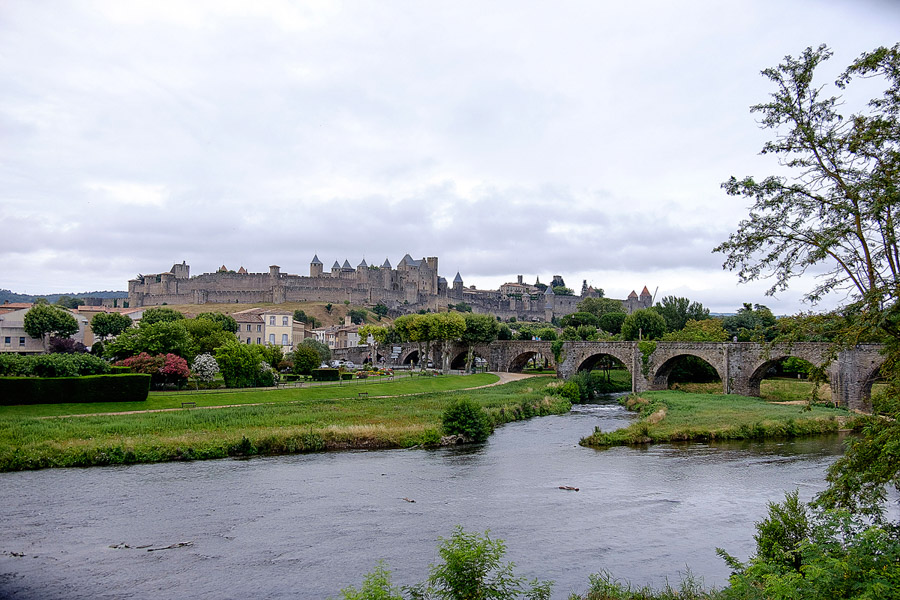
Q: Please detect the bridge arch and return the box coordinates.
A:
[507,350,548,373]
[450,349,487,370]
[401,350,419,366]
[651,354,724,391]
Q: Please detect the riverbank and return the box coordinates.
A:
[579,390,853,447]
[0,376,570,471]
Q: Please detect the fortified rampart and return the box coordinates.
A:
[128,257,652,321]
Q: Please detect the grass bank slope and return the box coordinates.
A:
[580,390,851,447]
[0,377,569,471]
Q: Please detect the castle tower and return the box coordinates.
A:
[640,286,653,309]
[310,254,323,278]
[331,261,341,276]
[453,272,464,295]
[544,285,555,321]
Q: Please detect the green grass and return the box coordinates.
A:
[580,390,852,447]
[0,376,571,471]
[0,372,500,417]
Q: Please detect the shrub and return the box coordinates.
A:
[312,368,340,381]
[442,398,492,442]
[291,345,320,376]
[190,353,220,384]
[0,374,151,405]
[48,336,88,354]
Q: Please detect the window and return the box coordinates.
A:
[19,337,26,346]
[246,337,251,344]
[281,334,289,345]
[257,324,261,332]
[269,334,275,345]
[269,316,275,325]
[282,316,289,326]
[256,337,261,345]
[3,337,9,345]
[246,324,251,332]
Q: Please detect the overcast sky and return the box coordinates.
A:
[2,0,898,313]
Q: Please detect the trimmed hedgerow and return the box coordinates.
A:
[0,374,150,405]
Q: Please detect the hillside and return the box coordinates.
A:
[0,289,128,304]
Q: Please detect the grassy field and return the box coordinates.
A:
[0,372,500,418]
[0,376,571,471]
[580,389,853,447]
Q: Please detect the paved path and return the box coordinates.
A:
[43,372,543,419]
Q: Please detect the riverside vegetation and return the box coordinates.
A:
[0,375,572,471]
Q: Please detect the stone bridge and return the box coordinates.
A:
[333,340,885,412]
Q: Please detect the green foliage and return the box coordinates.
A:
[722,304,777,342]
[552,285,574,296]
[348,309,368,324]
[311,368,340,381]
[556,381,580,402]
[420,526,552,600]
[442,398,492,442]
[106,320,195,361]
[325,303,333,314]
[0,353,110,378]
[662,319,729,342]
[215,341,270,388]
[599,312,627,335]
[90,312,133,338]
[568,370,631,400]
[372,303,389,317]
[291,345,320,375]
[140,307,184,325]
[338,561,403,600]
[560,312,600,329]
[719,498,900,600]
[0,374,150,405]
[577,297,623,318]
[182,317,235,355]
[621,309,666,341]
[302,338,331,364]
[195,312,238,333]
[652,296,710,332]
[714,44,900,311]
[54,295,83,309]
[462,313,500,344]
[497,323,513,340]
[23,304,79,341]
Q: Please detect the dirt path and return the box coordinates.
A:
[43,372,543,419]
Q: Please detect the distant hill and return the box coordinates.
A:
[0,289,128,304]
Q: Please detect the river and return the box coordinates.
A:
[0,399,847,599]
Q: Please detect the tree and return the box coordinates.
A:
[552,286,574,296]
[301,338,330,364]
[195,312,238,333]
[54,295,83,309]
[105,320,195,361]
[141,307,184,325]
[358,324,390,366]
[559,312,600,329]
[348,309,368,325]
[714,44,900,324]
[620,308,666,341]
[723,303,777,341]
[577,297,623,317]
[461,313,500,372]
[90,312,133,339]
[191,353,220,388]
[291,345,320,376]
[372,303,389,317]
[182,318,234,355]
[598,312,627,335]
[215,340,269,388]
[652,296,710,332]
[426,312,466,373]
[23,304,79,348]
[716,44,900,522]
[662,319,729,342]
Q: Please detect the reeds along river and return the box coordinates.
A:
[0,399,848,600]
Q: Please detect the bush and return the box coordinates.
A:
[0,374,151,405]
[442,398,492,442]
[48,336,88,354]
[312,368,340,382]
[190,353,220,384]
[291,345,320,376]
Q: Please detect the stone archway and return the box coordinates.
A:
[651,354,725,391]
[401,350,419,366]
[508,351,542,373]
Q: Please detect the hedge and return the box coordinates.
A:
[0,374,151,405]
[311,368,340,382]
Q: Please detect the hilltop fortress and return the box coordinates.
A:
[128,256,652,321]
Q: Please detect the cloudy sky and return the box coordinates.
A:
[2,0,898,313]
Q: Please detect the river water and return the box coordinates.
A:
[0,400,847,600]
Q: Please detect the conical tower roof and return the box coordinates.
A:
[358,258,368,268]
[310,254,323,265]
[332,261,341,270]
[453,272,463,283]
[342,259,352,269]
[382,258,392,269]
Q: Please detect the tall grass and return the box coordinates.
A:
[0,377,570,471]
